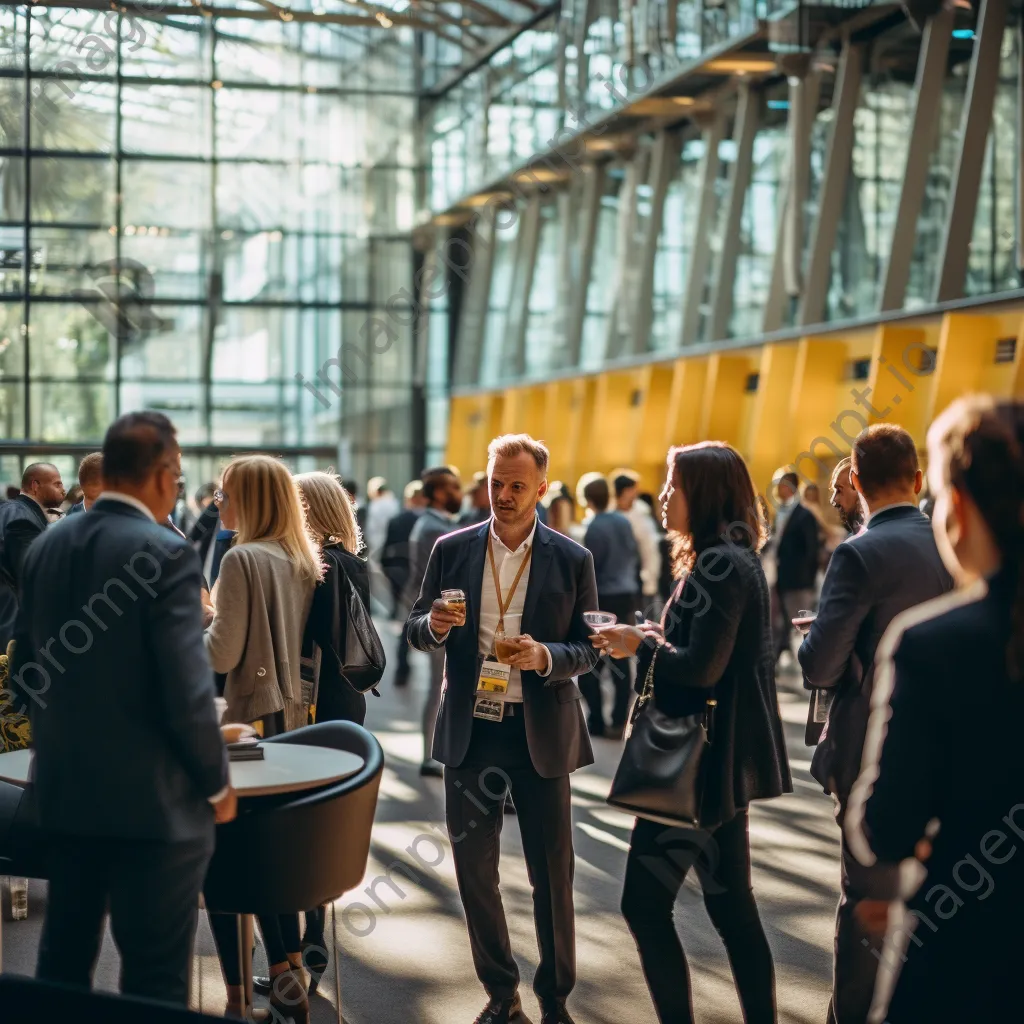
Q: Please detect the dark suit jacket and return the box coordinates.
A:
[406,519,600,778]
[11,498,229,842]
[0,495,49,648]
[189,502,220,564]
[847,566,1022,1021]
[637,541,792,828]
[775,502,820,591]
[380,507,421,601]
[798,505,953,800]
[66,501,85,516]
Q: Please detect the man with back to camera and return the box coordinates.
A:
[9,411,236,1006]
[406,466,463,776]
[407,434,599,1024]
[65,452,103,514]
[0,462,65,650]
[612,468,661,614]
[382,479,426,688]
[798,424,953,1024]
[579,474,640,739]
[460,470,491,526]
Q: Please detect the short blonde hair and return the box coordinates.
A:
[222,455,324,582]
[487,433,549,473]
[295,471,361,555]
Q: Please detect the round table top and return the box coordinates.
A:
[0,743,363,798]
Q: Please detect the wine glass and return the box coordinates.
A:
[792,608,816,635]
[582,611,617,632]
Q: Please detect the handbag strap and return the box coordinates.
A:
[635,639,718,740]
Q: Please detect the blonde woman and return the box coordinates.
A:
[294,470,373,727]
[204,454,323,1022]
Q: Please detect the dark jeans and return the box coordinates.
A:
[445,713,576,1007]
[37,830,214,1006]
[621,811,777,1024]
[210,912,302,986]
[579,591,638,731]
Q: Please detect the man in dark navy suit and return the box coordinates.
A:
[10,411,235,1007]
[799,423,953,1024]
[0,462,64,649]
[407,434,599,1024]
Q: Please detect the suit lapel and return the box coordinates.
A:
[466,521,490,641]
[521,524,553,635]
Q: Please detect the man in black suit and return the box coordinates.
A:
[10,411,235,1006]
[0,462,64,649]
[381,480,425,687]
[407,433,599,1024]
[798,423,953,1024]
[770,469,820,663]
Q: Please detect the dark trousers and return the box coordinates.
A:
[209,911,302,986]
[37,829,215,1006]
[827,810,890,1024]
[621,811,777,1024]
[445,713,576,1007]
[579,591,638,731]
[771,586,816,661]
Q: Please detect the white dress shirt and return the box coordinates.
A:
[477,519,552,702]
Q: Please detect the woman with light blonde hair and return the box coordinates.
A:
[204,453,323,1021]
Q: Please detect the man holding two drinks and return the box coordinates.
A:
[407,433,599,1024]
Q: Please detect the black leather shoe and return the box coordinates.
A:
[540,1001,575,1024]
[473,993,530,1024]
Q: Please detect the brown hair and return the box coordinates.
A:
[928,396,1024,679]
[668,442,767,577]
[487,433,549,473]
[77,452,104,488]
[851,423,919,500]
[582,475,610,512]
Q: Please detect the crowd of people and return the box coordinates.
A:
[0,392,1019,1024]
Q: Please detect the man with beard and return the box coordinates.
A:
[830,457,865,537]
[407,434,598,1024]
[406,465,463,776]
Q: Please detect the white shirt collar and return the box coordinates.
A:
[866,501,917,525]
[96,491,157,523]
[489,517,538,555]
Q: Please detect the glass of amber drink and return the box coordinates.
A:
[441,588,467,626]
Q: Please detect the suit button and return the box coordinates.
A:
[257,667,266,677]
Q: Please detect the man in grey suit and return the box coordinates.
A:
[407,434,599,1024]
[9,411,236,1006]
[799,423,953,1024]
[405,465,462,777]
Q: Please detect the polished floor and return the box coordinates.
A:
[2,624,839,1023]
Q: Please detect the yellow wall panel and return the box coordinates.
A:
[928,313,1000,422]
[663,356,709,450]
[791,338,848,462]
[699,353,751,446]
[865,324,935,445]
[564,377,596,489]
[633,363,675,491]
[745,342,800,497]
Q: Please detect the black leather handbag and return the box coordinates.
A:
[340,572,386,693]
[607,646,716,828]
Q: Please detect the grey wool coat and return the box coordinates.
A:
[205,540,315,732]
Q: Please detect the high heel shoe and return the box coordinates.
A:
[301,940,329,998]
[268,967,309,1024]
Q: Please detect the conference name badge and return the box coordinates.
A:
[477,658,510,695]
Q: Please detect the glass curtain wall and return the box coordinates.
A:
[0,5,420,488]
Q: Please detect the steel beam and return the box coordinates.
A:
[631,130,682,354]
[934,0,1008,302]
[604,148,648,360]
[783,73,810,299]
[567,163,605,366]
[708,85,760,341]
[505,194,543,378]
[878,7,954,311]
[679,112,727,347]
[454,212,497,386]
[799,42,863,327]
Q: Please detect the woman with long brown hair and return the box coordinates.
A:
[592,441,791,1024]
[204,454,323,1022]
[847,396,1024,1022]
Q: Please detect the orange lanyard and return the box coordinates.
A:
[487,536,532,636]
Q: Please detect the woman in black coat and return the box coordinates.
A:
[296,471,376,727]
[592,441,792,1024]
[846,396,1024,1022]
